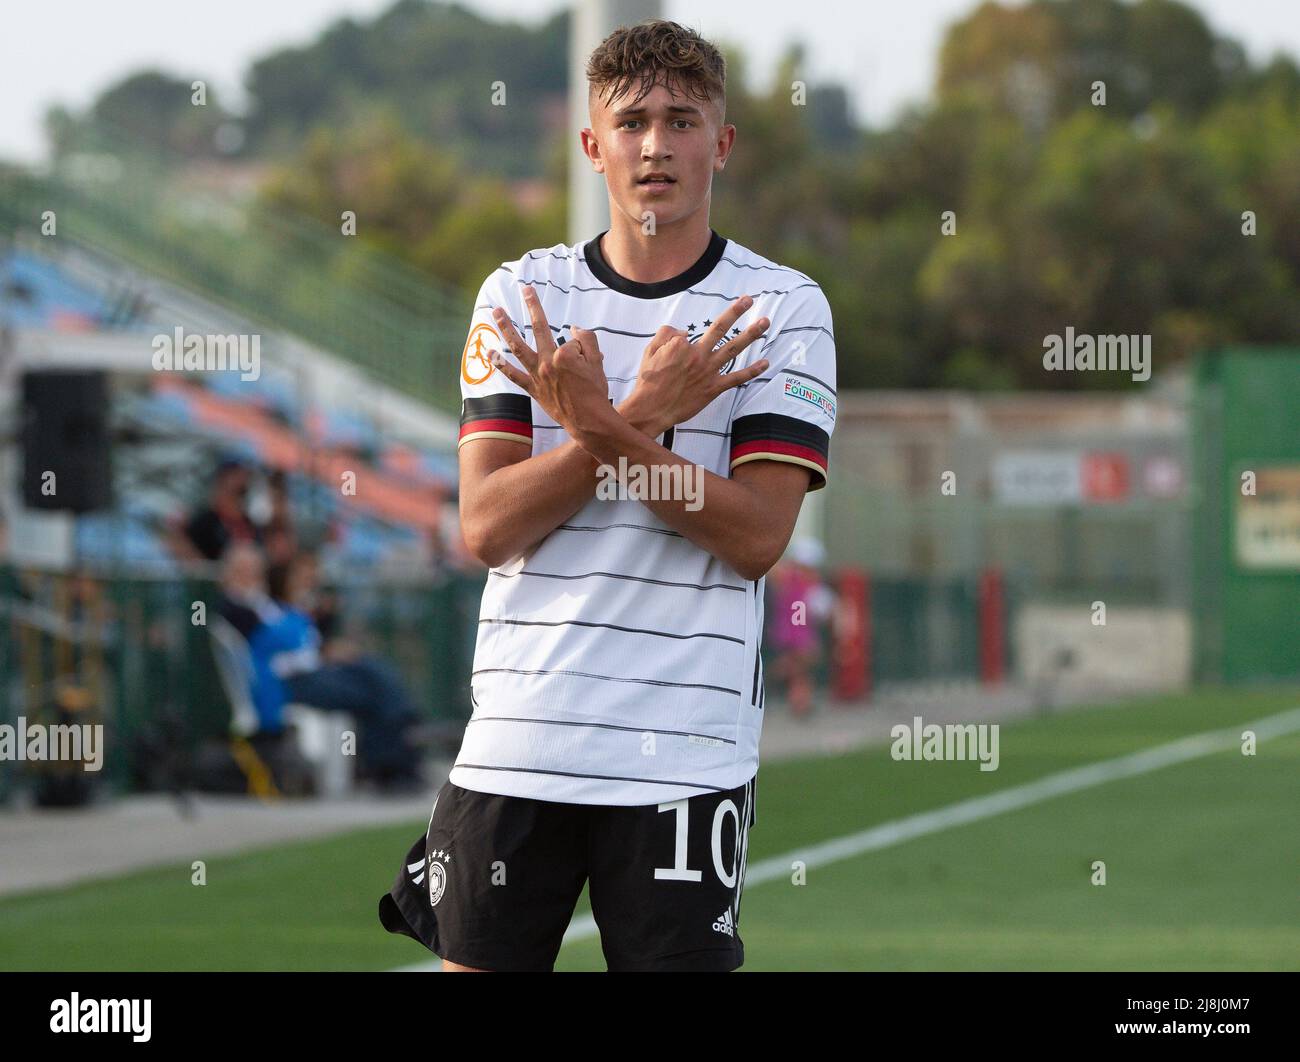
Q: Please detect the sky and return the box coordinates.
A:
[1,0,1296,163]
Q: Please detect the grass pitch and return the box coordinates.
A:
[1,687,1295,971]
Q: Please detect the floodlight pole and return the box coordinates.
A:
[568,0,662,245]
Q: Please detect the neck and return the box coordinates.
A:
[600,204,713,284]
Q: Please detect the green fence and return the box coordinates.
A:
[1192,348,1300,683]
[1,561,1013,797]
[868,575,985,685]
[0,564,485,796]
[755,569,1008,702]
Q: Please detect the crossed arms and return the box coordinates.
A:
[459,285,813,581]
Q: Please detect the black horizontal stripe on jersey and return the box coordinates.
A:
[731,413,830,460]
[675,427,730,438]
[720,254,815,282]
[523,248,583,262]
[476,313,606,355]
[459,395,532,447]
[494,249,585,275]
[514,274,820,301]
[682,281,822,301]
[739,372,833,396]
[514,320,669,342]
[489,568,745,592]
[460,393,532,428]
[780,368,837,396]
[454,763,729,792]
[733,368,838,396]
[757,323,835,348]
[512,276,621,296]
[470,313,662,367]
[506,317,808,348]
[555,520,684,538]
[472,308,571,344]
[473,304,526,321]
[479,615,742,644]
[465,715,737,743]
[499,247,813,283]
[472,666,741,696]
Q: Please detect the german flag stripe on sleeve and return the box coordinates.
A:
[459,394,533,448]
[729,412,830,490]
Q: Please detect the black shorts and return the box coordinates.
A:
[379,775,756,972]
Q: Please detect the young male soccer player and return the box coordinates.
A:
[380,18,836,972]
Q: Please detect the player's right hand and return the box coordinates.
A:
[628,295,769,437]
[489,285,611,434]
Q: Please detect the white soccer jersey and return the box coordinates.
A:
[450,229,836,805]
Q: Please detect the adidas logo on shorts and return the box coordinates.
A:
[712,908,735,937]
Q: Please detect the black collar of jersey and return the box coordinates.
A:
[583,228,728,300]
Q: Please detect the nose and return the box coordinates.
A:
[641,123,671,161]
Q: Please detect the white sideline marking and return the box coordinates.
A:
[393,707,1300,971]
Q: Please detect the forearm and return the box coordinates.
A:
[571,405,777,580]
[463,400,663,567]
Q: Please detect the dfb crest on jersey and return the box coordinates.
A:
[427,849,450,907]
[686,325,736,375]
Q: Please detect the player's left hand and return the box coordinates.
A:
[489,285,610,433]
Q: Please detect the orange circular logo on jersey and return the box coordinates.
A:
[462,322,501,385]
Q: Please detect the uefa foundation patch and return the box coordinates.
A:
[781,373,836,419]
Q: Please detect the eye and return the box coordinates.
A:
[620,119,641,130]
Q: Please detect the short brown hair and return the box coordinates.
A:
[586,19,726,119]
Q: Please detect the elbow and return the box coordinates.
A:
[735,539,784,582]
[461,512,510,570]
[468,538,511,571]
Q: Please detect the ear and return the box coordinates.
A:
[580,128,605,174]
[714,123,736,172]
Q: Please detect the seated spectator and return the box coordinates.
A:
[175,457,261,563]
[261,469,298,570]
[267,549,345,661]
[216,543,424,793]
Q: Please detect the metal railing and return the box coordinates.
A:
[1,561,1014,797]
[0,165,467,412]
[0,563,485,797]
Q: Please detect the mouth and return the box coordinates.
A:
[637,174,677,191]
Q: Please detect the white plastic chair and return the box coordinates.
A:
[209,615,355,796]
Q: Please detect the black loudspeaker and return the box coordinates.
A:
[22,370,113,513]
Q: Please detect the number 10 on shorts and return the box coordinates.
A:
[653,796,746,888]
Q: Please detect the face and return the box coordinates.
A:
[583,77,734,230]
[216,466,250,502]
[223,546,265,594]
